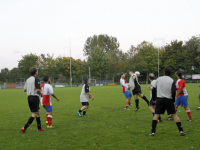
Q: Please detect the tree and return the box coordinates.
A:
[18,53,39,78]
[0,68,9,82]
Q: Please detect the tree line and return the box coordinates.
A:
[0,34,200,84]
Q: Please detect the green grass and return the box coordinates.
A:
[0,84,200,150]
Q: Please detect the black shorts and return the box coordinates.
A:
[155,98,176,115]
[132,86,142,95]
[149,99,156,106]
[28,96,40,113]
[81,102,89,106]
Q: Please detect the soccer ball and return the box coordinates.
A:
[135,71,140,75]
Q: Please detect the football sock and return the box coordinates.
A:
[158,116,161,120]
[186,109,192,120]
[46,113,48,122]
[125,105,128,109]
[79,110,82,113]
[36,117,42,129]
[83,111,86,115]
[176,122,183,132]
[151,120,158,133]
[142,96,149,105]
[129,101,131,105]
[24,116,35,130]
[47,115,52,126]
[135,99,139,108]
[152,113,154,117]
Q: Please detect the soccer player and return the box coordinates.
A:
[77,79,94,117]
[149,67,186,136]
[120,73,132,110]
[196,85,200,110]
[129,70,149,111]
[40,76,60,128]
[21,67,45,133]
[146,73,162,122]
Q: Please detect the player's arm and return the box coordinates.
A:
[132,75,136,81]
[152,87,157,101]
[85,85,94,100]
[146,85,152,91]
[49,86,59,101]
[24,82,27,92]
[171,80,176,102]
[35,78,43,97]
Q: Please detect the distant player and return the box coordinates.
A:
[77,79,94,117]
[146,73,162,122]
[196,85,200,110]
[120,73,132,110]
[40,76,60,128]
[129,70,149,111]
[167,70,192,121]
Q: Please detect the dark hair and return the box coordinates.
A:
[149,73,155,80]
[176,70,183,79]
[164,67,171,76]
[43,76,50,82]
[84,79,89,84]
[29,67,37,76]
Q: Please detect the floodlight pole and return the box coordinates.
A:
[69,38,72,87]
[89,67,91,80]
[158,48,159,77]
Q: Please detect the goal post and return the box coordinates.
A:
[89,79,96,86]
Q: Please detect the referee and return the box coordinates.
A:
[21,67,45,133]
[149,67,186,136]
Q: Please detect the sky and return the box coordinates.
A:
[0,0,200,70]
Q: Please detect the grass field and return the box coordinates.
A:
[0,83,200,150]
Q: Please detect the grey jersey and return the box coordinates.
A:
[24,76,41,96]
[129,74,140,90]
[80,84,90,102]
[153,76,176,99]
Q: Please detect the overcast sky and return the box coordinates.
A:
[0,0,200,70]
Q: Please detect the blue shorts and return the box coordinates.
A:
[43,106,53,112]
[123,91,132,99]
[199,93,200,96]
[174,95,188,107]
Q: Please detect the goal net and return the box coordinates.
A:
[89,79,96,86]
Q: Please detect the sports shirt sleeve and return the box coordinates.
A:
[24,81,27,90]
[35,78,41,89]
[85,84,90,93]
[49,85,54,95]
[178,80,183,91]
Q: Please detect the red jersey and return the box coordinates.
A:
[176,79,188,96]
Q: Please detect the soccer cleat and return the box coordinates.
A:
[196,107,200,110]
[77,111,82,117]
[187,119,193,122]
[82,115,87,117]
[166,117,174,120]
[47,125,55,129]
[180,131,186,136]
[128,103,133,106]
[21,127,26,133]
[46,121,48,125]
[125,108,130,110]
[149,133,155,136]
[135,107,140,111]
[37,128,46,131]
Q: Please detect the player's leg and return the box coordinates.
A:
[125,91,131,110]
[77,102,87,116]
[184,106,192,121]
[134,94,140,111]
[139,93,149,106]
[128,93,132,106]
[46,106,54,128]
[82,106,89,116]
[197,94,200,110]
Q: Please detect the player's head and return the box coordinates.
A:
[175,70,183,79]
[29,67,38,76]
[84,79,90,85]
[129,70,134,76]
[43,75,50,83]
[164,67,171,76]
[149,73,155,81]
[121,72,125,78]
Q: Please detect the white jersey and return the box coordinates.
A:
[40,83,54,106]
[129,73,140,90]
[80,84,90,102]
